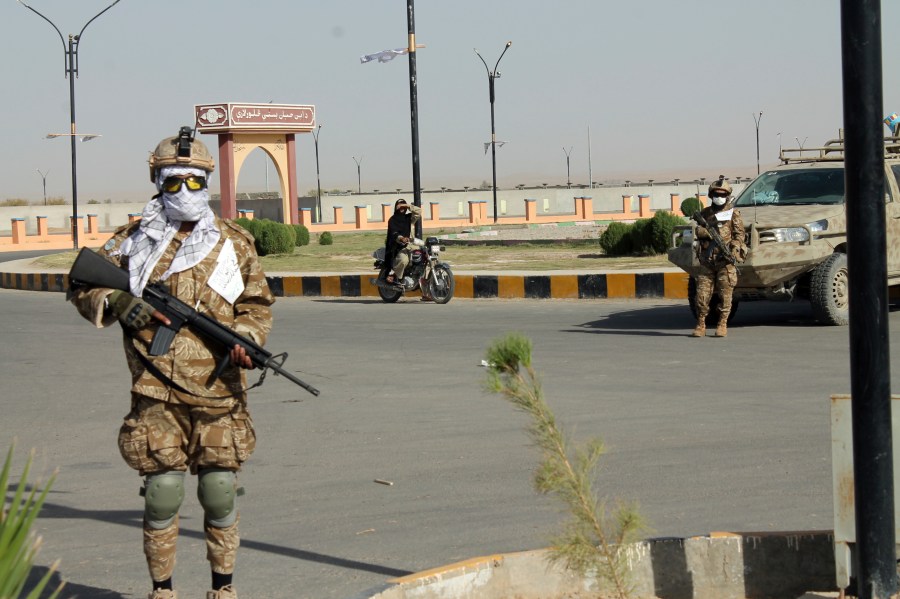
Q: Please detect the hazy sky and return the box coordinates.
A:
[3,0,900,203]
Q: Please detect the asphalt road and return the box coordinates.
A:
[4,290,899,599]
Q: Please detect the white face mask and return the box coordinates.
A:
[156,166,211,222]
[711,195,728,207]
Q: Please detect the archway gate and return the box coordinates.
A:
[194,102,316,224]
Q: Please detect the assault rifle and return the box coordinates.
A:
[691,211,736,266]
[68,247,320,397]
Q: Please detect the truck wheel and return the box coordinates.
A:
[810,253,849,325]
[688,277,739,326]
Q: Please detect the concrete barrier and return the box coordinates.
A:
[0,268,690,300]
[351,531,838,599]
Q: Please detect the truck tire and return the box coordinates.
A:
[688,276,739,326]
[810,252,849,325]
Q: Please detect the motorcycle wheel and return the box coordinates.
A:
[427,264,455,304]
[377,267,403,303]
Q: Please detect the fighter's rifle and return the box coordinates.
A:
[68,247,320,397]
[691,211,736,266]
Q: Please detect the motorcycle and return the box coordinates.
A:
[370,236,455,304]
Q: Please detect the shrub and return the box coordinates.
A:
[0,199,29,207]
[87,199,101,204]
[0,444,65,599]
[598,222,633,256]
[254,220,296,256]
[648,210,687,254]
[46,197,67,206]
[233,217,262,240]
[629,219,654,255]
[680,196,702,217]
[292,224,310,246]
[318,231,334,245]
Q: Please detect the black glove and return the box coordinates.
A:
[107,290,155,329]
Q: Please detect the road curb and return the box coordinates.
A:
[0,270,690,300]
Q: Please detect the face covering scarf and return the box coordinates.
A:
[116,166,221,296]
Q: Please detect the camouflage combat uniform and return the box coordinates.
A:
[694,201,746,334]
[70,218,273,581]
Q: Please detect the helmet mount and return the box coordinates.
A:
[176,126,195,159]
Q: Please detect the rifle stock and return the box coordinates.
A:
[68,248,319,397]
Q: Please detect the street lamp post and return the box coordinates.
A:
[563,146,573,188]
[475,41,512,224]
[352,156,363,194]
[36,169,49,206]
[18,0,122,250]
[313,124,322,222]
[264,100,273,193]
[753,111,763,174]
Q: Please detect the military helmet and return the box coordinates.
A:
[148,126,215,181]
[707,175,732,197]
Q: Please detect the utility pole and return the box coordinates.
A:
[19,0,122,249]
[353,155,363,194]
[753,111,763,175]
[313,124,322,222]
[475,41,512,224]
[36,169,49,206]
[563,146,573,188]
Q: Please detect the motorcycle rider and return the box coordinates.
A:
[384,198,421,287]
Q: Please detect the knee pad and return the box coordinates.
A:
[197,468,237,528]
[143,471,185,530]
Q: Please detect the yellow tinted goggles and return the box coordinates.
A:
[162,175,207,193]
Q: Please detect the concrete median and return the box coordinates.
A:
[0,263,689,300]
[351,531,837,599]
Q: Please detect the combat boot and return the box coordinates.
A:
[148,590,177,599]
[715,320,728,338]
[207,585,237,599]
[691,321,706,337]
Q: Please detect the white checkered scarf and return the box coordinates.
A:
[119,166,220,296]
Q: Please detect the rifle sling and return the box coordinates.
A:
[129,334,267,400]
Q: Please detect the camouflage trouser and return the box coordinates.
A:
[143,516,240,579]
[118,395,256,476]
[120,396,255,579]
[695,264,738,323]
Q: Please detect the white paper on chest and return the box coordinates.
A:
[207,239,244,304]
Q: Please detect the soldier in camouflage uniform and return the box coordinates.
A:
[692,176,746,338]
[70,128,274,599]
